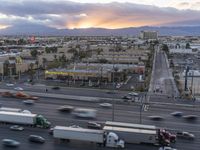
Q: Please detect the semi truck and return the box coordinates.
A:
[0,111,51,128]
[104,121,176,146]
[53,126,125,148]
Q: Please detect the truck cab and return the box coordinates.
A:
[36,115,51,128]
[105,132,124,148]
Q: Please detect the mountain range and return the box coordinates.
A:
[1,24,200,36]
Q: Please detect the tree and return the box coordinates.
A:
[186,43,190,49]
[30,49,38,58]
[28,63,35,81]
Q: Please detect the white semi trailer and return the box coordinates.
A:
[0,111,51,128]
[103,126,157,144]
[53,126,125,148]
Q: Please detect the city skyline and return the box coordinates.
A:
[0,0,200,30]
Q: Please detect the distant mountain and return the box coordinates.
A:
[1,24,200,36]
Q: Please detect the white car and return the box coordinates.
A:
[159,146,177,150]
[128,92,139,96]
[14,87,24,91]
[99,103,112,108]
[6,83,14,87]
[22,110,31,114]
[23,100,35,105]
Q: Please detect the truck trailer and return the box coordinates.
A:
[53,126,124,148]
[104,126,157,144]
[0,111,50,128]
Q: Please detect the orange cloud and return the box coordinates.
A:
[0,24,10,29]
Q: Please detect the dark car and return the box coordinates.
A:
[148,115,164,121]
[52,86,60,90]
[29,135,45,143]
[122,96,132,100]
[183,115,198,120]
[176,131,195,140]
[87,122,102,129]
[171,111,183,117]
[2,139,20,147]
[57,105,74,112]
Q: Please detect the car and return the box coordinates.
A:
[14,87,23,91]
[10,125,24,131]
[176,131,195,140]
[171,111,183,117]
[87,121,102,129]
[52,86,60,90]
[99,103,112,108]
[159,146,177,150]
[29,135,45,143]
[2,139,20,147]
[6,83,14,87]
[183,115,198,120]
[57,105,74,112]
[148,115,164,121]
[22,110,32,114]
[122,95,132,100]
[106,91,115,94]
[128,92,139,96]
[23,100,35,105]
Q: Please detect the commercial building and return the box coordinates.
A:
[45,63,145,82]
[140,31,158,40]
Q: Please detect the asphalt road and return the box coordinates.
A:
[150,48,179,98]
[0,96,199,150]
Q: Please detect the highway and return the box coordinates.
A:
[0,96,199,150]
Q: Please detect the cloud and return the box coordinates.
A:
[0,0,200,29]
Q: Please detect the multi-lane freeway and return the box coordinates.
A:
[0,94,199,150]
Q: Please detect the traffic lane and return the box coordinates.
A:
[0,124,159,150]
[1,97,200,133]
[0,98,199,150]
[0,83,128,99]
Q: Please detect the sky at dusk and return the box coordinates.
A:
[0,0,200,30]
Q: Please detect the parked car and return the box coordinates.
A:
[176,131,195,140]
[23,100,35,105]
[2,139,20,147]
[14,87,24,91]
[159,146,177,150]
[10,125,24,131]
[57,105,74,112]
[29,135,45,143]
[99,103,112,108]
[171,111,183,117]
[87,121,102,129]
[52,86,60,90]
[148,115,164,121]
